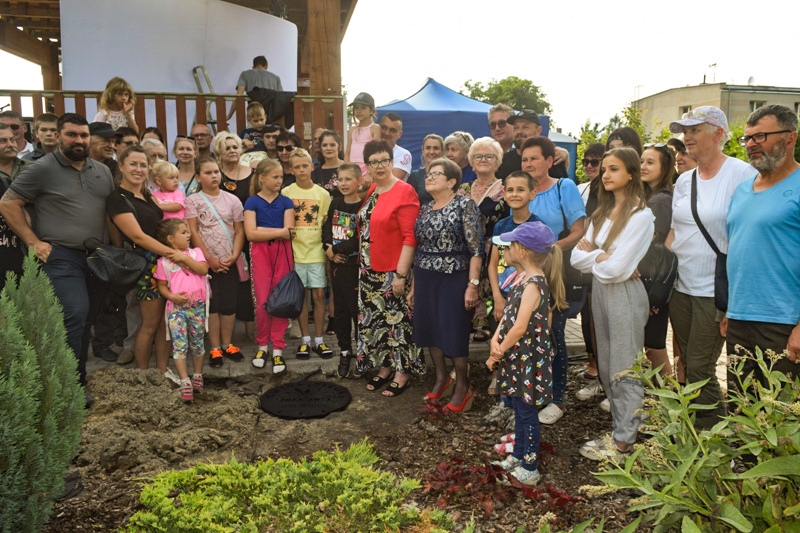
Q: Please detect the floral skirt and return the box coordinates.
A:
[356,268,424,376]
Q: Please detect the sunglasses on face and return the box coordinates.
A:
[488,120,508,130]
[582,159,600,167]
[276,145,296,152]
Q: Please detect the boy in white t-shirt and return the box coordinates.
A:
[281,148,332,360]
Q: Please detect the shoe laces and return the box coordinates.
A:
[210,349,223,359]
[225,345,240,354]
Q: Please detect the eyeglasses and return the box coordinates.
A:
[175,135,195,141]
[473,154,497,162]
[488,120,508,130]
[737,130,793,146]
[276,145,296,152]
[581,159,600,168]
[425,171,446,180]
[367,158,392,168]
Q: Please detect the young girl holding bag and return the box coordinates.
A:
[244,158,296,374]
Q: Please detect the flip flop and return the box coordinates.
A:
[366,372,394,392]
[472,330,490,343]
[383,380,411,397]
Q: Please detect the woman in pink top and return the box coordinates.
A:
[345,92,380,174]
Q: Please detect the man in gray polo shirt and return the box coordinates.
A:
[235,55,283,94]
[0,113,114,402]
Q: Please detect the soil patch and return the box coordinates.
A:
[45,363,640,532]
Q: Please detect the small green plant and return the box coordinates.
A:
[0,252,85,532]
[123,439,451,532]
[585,349,800,532]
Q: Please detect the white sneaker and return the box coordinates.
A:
[579,434,631,462]
[164,368,181,386]
[538,403,564,425]
[288,319,302,339]
[491,454,522,471]
[509,465,541,486]
[600,398,611,412]
[482,401,511,425]
[576,380,604,401]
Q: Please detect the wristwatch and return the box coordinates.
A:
[468,278,480,286]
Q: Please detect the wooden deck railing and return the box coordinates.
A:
[0,89,346,148]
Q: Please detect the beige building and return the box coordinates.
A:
[634,82,800,135]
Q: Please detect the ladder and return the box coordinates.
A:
[192,65,218,134]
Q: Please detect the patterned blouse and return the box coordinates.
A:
[414,194,484,273]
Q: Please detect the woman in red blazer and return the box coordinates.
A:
[356,140,422,397]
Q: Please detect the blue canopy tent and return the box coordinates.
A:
[376,78,577,181]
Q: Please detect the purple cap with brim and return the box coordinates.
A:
[496,221,555,253]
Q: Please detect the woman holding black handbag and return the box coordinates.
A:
[639,143,677,376]
[666,107,753,428]
[107,145,189,376]
[519,136,585,425]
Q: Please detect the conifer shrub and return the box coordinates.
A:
[0,253,85,532]
[123,439,451,532]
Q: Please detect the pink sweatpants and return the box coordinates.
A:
[251,240,293,348]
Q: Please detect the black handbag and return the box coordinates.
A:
[637,243,678,309]
[265,241,305,319]
[556,179,591,300]
[85,239,148,288]
[690,171,728,312]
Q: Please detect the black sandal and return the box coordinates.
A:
[326,318,336,336]
[383,380,411,397]
[472,330,490,342]
[366,372,394,391]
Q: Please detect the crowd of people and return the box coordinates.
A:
[1,72,798,487]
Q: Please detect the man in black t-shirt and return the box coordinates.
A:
[496,109,570,180]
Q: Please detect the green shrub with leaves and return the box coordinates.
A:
[586,349,800,532]
[0,253,85,532]
[123,439,451,533]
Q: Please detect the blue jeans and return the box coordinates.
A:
[511,397,540,471]
[41,245,103,386]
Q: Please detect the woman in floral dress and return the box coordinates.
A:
[356,140,423,397]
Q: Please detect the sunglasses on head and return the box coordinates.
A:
[644,142,672,154]
[175,135,195,141]
[276,145,296,152]
[582,159,600,167]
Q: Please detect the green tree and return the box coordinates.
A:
[723,121,748,162]
[462,76,552,114]
[575,120,604,183]
[0,252,85,532]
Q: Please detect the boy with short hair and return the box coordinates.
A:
[282,148,333,359]
[22,112,59,161]
[321,163,362,377]
[239,102,269,153]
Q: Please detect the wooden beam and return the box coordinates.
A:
[0,2,60,18]
[340,0,357,41]
[307,0,341,95]
[0,18,55,66]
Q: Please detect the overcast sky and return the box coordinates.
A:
[341,0,800,137]
[4,0,800,138]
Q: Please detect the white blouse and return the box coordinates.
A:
[571,208,654,284]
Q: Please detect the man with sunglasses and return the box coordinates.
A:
[726,104,800,385]
[497,109,569,180]
[379,112,412,180]
[0,110,34,159]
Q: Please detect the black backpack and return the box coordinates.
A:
[637,243,678,309]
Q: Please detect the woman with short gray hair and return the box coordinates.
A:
[444,131,476,184]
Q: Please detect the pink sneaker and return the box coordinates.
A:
[180,379,194,402]
[493,441,514,455]
[192,374,203,393]
[500,433,515,443]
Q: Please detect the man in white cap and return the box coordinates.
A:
[665,105,753,428]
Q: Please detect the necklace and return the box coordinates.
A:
[471,178,498,199]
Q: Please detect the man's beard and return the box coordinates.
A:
[749,143,786,174]
[62,145,89,162]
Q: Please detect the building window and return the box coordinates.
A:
[679,105,692,117]
[750,101,766,112]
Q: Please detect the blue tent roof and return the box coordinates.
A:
[377,78,554,172]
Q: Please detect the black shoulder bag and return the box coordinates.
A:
[556,179,591,300]
[86,193,148,288]
[689,170,728,312]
